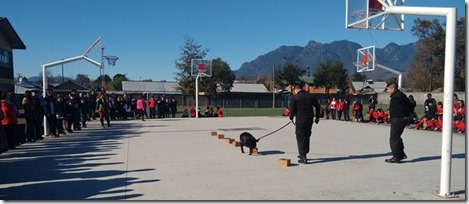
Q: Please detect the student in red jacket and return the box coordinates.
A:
[433,116,443,131]
[1,91,18,150]
[453,119,465,133]
[436,102,443,117]
[189,106,196,118]
[453,100,465,121]
[283,107,290,116]
[375,109,385,124]
[336,99,345,121]
[216,107,223,117]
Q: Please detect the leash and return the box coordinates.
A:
[257,121,292,141]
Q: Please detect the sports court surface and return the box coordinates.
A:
[0,117,465,200]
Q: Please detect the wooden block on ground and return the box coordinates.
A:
[225,138,233,144]
[217,134,224,139]
[232,141,240,147]
[252,148,259,155]
[278,158,291,167]
[211,131,217,136]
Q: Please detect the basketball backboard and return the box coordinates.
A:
[191,59,212,77]
[346,0,405,31]
[354,46,375,73]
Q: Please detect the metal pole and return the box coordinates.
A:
[375,64,402,88]
[101,46,105,89]
[439,8,456,197]
[466,0,468,134]
[61,59,64,82]
[388,6,456,197]
[272,65,275,108]
[42,65,47,136]
[195,74,200,118]
[398,74,402,89]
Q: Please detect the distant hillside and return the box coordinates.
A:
[234,40,416,81]
[27,76,73,83]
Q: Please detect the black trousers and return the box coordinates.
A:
[47,115,57,135]
[344,108,350,121]
[3,124,16,149]
[390,118,407,159]
[295,118,313,156]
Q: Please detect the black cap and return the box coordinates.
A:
[384,82,398,92]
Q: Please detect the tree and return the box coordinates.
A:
[197,58,235,99]
[257,75,273,91]
[75,74,91,87]
[351,72,366,82]
[407,17,465,91]
[275,62,306,91]
[112,73,128,81]
[312,60,348,94]
[93,74,112,88]
[174,36,210,96]
[110,73,129,91]
[454,17,466,91]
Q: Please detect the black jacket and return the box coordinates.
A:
[289,90,321,120]
[389,90,412,119]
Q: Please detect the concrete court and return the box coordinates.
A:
[0,116,465,201]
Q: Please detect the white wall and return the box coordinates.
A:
[377,92,466,105]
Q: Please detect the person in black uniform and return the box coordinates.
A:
[289,83,321,164]
[384,82,412,163]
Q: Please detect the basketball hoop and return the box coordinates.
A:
[104,55,119,66]
[198,63,206,73]
[191,59,212,77]
[351,10,367,28]
[353,61,369,73]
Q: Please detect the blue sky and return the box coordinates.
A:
[1,0,465,82]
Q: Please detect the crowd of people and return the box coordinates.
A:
[0,88,184,155]
[284,93,466,134]
[413,93,465,133]
[181,106,224,118]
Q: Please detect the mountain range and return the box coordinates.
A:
[233,40,416,81]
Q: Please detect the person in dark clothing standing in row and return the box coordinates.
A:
[170,97,177,118]
[289,83,321,164]
[384,82,412,163]
[343,97,351,121]
[45,89,58,137]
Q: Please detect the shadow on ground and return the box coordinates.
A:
[0,122,157,200]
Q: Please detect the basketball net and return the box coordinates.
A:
[351,10,367,28]
[104,56,119,66]
[353,62,368,72]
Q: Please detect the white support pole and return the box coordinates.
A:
[439,8,456,198]
[387,6,457,197]
[398,74,402,89]
[375,63,402,88]
[42,65,47,136]
[101,46,105,88]
[42,55,86,136]
[464,0,469,135]
[83,36,102,56]
[195,74,200,118]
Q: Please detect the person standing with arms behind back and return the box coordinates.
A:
[96,90,111,128]
[289,83,321,164]
[384,82,412,163]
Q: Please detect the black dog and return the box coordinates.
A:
[239,132,259,155]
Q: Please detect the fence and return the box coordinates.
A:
[181,96,291,109]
